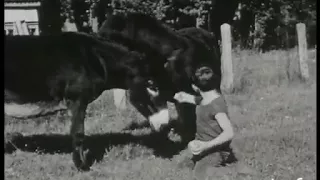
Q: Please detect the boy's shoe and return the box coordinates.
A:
[177,156,195,170]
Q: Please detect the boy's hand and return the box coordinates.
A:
[173,92,196,104]
[188,140,210,155]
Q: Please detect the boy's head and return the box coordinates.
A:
[192,64,221,92]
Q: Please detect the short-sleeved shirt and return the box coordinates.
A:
[195,96,229,142]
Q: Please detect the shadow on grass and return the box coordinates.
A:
[123,120,151,131]
[5,129,188,163]
[123,117,180,130]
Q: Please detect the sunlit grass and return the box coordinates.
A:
[5,49,316,180]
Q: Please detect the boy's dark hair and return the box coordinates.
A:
[192,63,221,93]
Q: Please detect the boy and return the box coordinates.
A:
[174,64,238,179]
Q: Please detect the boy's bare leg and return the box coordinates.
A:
[177,148,195,170]
[230,144,258,176]
[193,152,224,180]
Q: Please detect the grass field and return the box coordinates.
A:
[5,49,316,180]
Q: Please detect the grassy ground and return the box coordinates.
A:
[5,49,316,180]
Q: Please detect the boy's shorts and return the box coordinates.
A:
[178,145,237,180]
[192,148,236,180]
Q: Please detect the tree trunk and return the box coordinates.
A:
[39,0,63,35]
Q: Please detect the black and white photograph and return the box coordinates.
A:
[4,0,316,179]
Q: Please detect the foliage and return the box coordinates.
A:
[232,0,317,50]
[57,0,316,51]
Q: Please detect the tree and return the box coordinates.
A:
[57,0,316,50]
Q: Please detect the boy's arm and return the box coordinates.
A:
[174,92,202,104]
[205,112,234,149]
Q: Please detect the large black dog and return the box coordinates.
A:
[5,32,172,170]
[98,13,222,142]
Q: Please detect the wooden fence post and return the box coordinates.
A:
[296,23,310,81]
[220,23,234,93]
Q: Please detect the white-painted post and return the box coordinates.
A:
[62,19,78,32]
[90,7,99,33]
[296,23,310,80]
[21,21,30,35]
[220,23,234,93]
[15,20,30,35]
[196,16,201,28]
[314,45,317,62]
[113,89,127,110]
[91,17,99,33]
[14,20,24,35]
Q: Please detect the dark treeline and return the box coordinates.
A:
[41,0,316,52]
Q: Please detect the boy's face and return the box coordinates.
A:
[194,66,216,91]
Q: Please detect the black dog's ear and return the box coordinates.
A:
[167,49,183,62]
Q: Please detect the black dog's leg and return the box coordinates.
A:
[69,99,90,171]
[130,99,152,119]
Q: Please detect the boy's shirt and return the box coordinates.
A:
[195,96,229,142]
